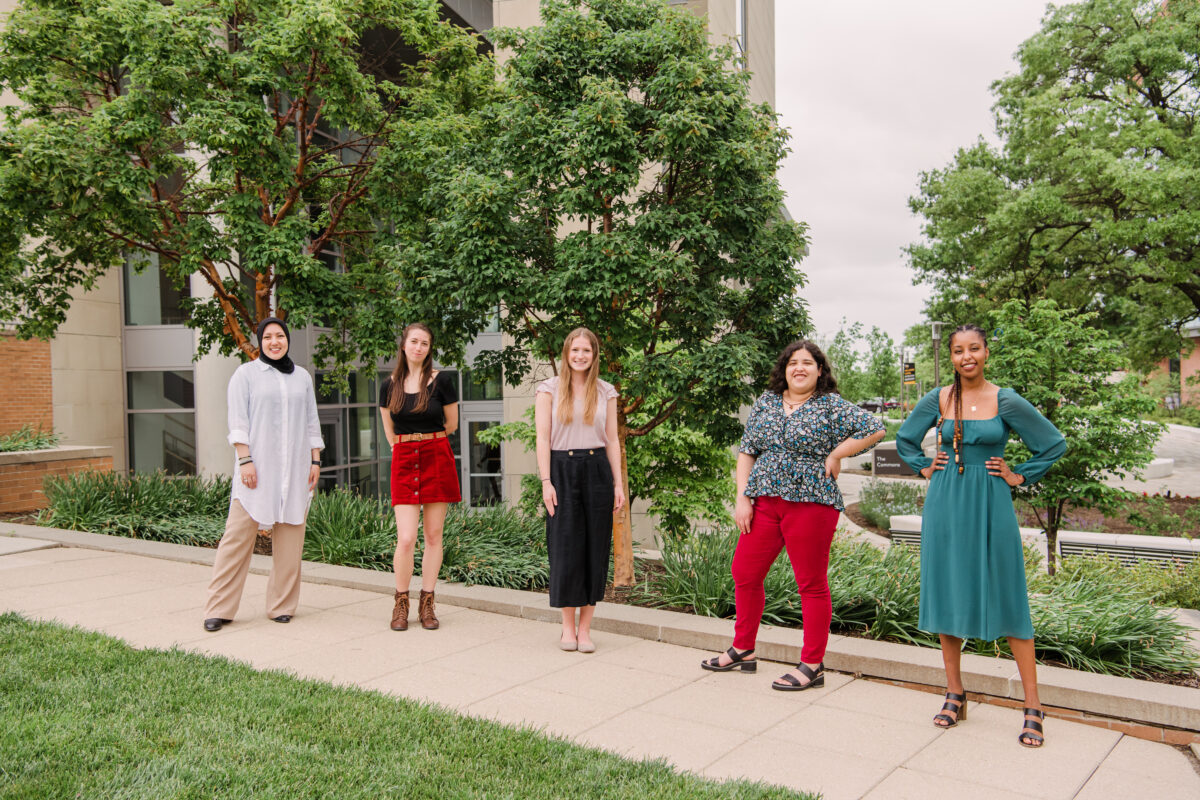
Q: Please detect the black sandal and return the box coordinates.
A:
[771,661,824,691]
[1019,707,1045,748]
[932,691,967,728]
[700,646,757,673]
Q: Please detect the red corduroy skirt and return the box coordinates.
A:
[390,437,461,506]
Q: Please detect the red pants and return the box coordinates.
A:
[732,495,841,664]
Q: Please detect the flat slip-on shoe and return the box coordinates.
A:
[271,615,292,623]
[203,618,231,632]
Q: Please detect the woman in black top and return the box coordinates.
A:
[378,323,461,631]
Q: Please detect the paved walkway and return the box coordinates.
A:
[2,538,1198,799]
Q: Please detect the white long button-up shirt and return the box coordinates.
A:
[227,360,324,527]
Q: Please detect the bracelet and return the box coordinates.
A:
[238,457,253,466]
[541,477,551,482]
[312,460,321,466]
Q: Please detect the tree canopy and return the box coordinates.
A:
[908,0,1200,370]
[987,299,1162,575]
[395,0,807,566]
[0,0,492,379]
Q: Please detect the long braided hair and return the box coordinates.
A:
[938,324,989,475]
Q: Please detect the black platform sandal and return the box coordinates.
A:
[700,646,757,673]
[771,661,824,691]
[1018,707,1045,748]
[932,691,967,728]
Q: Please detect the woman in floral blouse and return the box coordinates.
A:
[701,340,885,690]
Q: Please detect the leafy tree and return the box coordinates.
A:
[863,326,899,405]
[394,0,808,582]
[822,319,867,403]
[907,0,1200,370]
[987,300,1163,576]
[0,0,491,379]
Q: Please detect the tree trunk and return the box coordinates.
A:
[611,400,635,587]
[1044,501,1061,577]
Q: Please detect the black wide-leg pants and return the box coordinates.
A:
[547,448,614,608]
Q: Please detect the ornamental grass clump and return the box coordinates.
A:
[303,489,397,571]
[40,470,230,540]
[433,504,548,590]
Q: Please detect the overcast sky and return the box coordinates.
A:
[774,1,1052,346]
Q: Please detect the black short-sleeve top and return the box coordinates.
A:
[378,372,458,434]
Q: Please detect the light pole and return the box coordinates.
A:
[931,321,951,389]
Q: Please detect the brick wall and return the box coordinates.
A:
[0,452,112,513]
[0,332,53,437]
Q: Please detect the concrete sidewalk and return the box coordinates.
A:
[2,536,1198,799]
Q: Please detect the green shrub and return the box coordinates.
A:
[434,504,549,590]
[41,472,550,591]
[643,527,1199,677]
[0,424,59,452]
[858,478,925,530]
[305,490,550,589]
[303,488,396,570]
[40,470,230,534]
[1032,553,1200,612]
[1125,495,1189,536]
[1030,575,1199,675]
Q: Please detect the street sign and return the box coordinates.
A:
[903,362,917,385]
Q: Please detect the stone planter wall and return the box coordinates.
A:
[889,513,1200,567]
[0,446,113,513]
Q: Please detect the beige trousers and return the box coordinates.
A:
[203,499,306,620]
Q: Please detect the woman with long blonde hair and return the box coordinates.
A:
[535,328,626,652]
[378,323,460,631]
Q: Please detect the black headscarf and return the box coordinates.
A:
[256,317,295,374]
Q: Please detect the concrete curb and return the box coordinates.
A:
[4,520,1199,733]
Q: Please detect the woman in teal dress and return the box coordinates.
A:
[896,324,1065,748]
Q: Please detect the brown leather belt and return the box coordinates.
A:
[397,431,447,443]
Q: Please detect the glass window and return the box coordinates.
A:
[481,306,501,333]
[315,373,343,404]
[462,369,502,401]
[467,421,501,507]
[123,252,190,325]
[319,420,339,468]
[317,469,344,494]
[128,412,196,475]
[347,371,373,405]
[347,405,375,462]
[127,371,194,410]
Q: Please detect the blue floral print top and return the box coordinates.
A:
[740,392,884,511]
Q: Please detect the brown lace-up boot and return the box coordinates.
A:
[390,591,409,631]
[418,589,439,630]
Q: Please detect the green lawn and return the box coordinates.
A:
[0,614,815,800]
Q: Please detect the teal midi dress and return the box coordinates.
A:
[895,388,1066,641]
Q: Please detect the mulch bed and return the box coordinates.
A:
[1016,495,1198,537]
[843,502,891,537]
